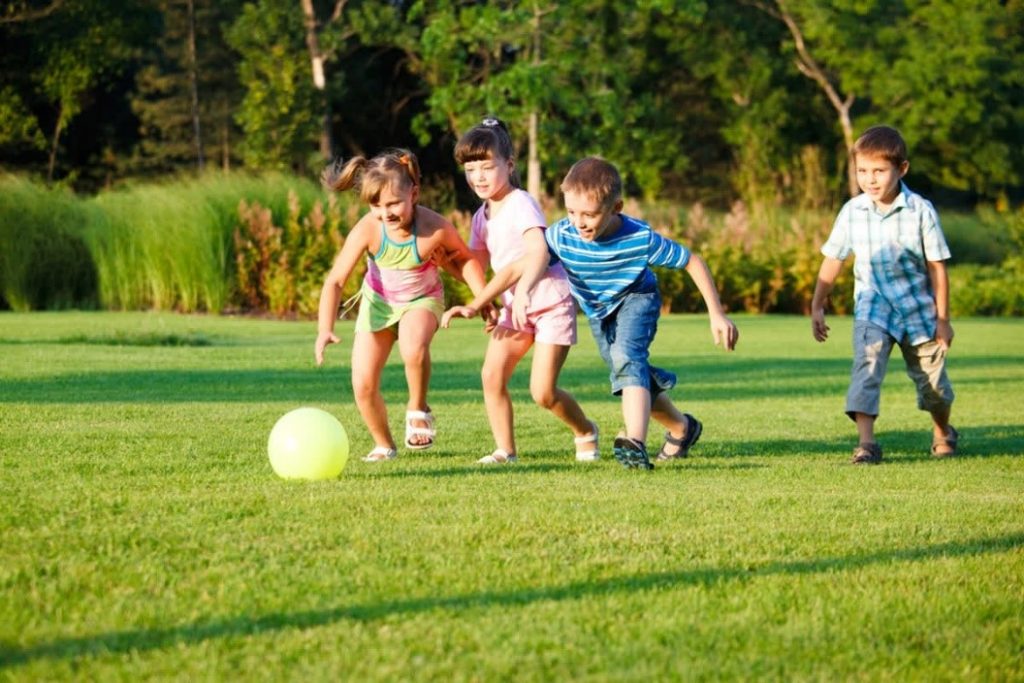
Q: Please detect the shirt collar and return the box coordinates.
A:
[852,181,911,215]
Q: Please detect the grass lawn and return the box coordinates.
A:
[1,311,1022,681]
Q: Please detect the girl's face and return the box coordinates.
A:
[369,182,418,231]
[463,154,513,202]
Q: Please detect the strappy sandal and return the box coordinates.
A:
[931,426,959,458]
[575,422,600,462]
[362,446,397,462]
[656,413,703,461]
[851,442,883,464]
[478,449,517,464]
[404,410,435,450]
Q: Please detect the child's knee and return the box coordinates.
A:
[480,364,505,393]
[400,342,429,367]
[530,384,558,409]
[351,375,379,401]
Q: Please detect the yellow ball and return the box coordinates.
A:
[268,408,349,480]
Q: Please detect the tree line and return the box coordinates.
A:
[2,0,1021,209]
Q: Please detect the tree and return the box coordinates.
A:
[226,1,320,170]
[133,0,244,175]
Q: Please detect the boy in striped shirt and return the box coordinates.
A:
[444,157,738,469]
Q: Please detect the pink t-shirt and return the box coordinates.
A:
[469,188,572,311]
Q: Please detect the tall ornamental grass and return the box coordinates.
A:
[0,175,97,311]
[83,172,327,312]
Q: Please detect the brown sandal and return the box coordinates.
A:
[851,442,883,464]
[931,426,959,458]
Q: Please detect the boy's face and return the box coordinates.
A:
[564,190,623,242]
[855,153,909,206]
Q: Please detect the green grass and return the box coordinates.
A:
[1,312,1022,681]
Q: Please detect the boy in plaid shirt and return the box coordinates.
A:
[811,125,957,464]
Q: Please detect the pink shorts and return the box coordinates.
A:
[496,298,577,346]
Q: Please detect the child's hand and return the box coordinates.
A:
[481,303,499,333]
[314,331,340,366]
[511,293,529,329]
[710,313,739,351]
[441,305,477,329]
[811,309,830,342]
[935,319,954,350]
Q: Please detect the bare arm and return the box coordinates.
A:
[315,218,371,365]
[810,256,843,342]
[510,228,553,327]
[685,253,738,350]
[927,258,953,349]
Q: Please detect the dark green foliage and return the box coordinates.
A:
[132,0,245,175]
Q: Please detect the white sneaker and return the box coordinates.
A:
[478,449,517,464]
[362,446,397,462]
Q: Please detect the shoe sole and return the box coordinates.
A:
[613,437,654,470]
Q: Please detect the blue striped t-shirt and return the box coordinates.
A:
[545,214,691,319]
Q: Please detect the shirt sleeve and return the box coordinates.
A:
[820,205,852,260]
[920,201,952,262]
[544,222,562,263]
[647,231,690,269]
[511,191,547,236]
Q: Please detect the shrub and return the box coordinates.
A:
[233,191,356,317]
[644,200,853,315]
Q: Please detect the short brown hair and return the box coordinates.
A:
[853,125,908,166]
[560,157,622,208]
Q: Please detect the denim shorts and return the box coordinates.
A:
[846,320,954,418]
[587,290,677,396]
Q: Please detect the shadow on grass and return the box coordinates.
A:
[2,355,1019,404]
[355,462,575,479]
[700,424,1024,460]
[3,531,1022,668]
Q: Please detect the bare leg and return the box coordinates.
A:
[351,329,397,449]
[854,412,877,444]
[480,327,533,455]
[397,308,439,446]
[650,392,690,456]
[930,405,955,454]
[529,342,594,455]
[621,385,652,443]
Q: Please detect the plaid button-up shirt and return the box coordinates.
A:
[822,183,951,345]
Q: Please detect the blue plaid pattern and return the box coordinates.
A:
[821,183,951,345]
[545,214,691,320]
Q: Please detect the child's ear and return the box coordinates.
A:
[410,184,420,203]
[612,198,624,213]
[898,160,910,178]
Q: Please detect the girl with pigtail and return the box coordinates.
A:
[316,148,489,462]
[441,117,598,464]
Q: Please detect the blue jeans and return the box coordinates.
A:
[588,290,677,396]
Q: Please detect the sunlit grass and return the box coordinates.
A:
[0,312,1021,680]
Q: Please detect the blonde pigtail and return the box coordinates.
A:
[321,156,367,193]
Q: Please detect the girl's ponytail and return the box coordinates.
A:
[321,156,367,193]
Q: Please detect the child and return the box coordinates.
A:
[445,156,738,470]
[811,125,957,464]
[449,116,597,464]
[315,148,488,462]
